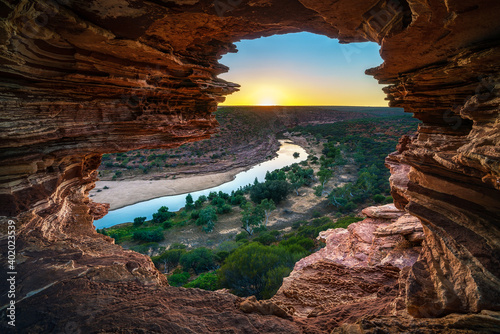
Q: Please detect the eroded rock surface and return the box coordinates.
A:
[0,0,499,332]
[271,204,422,331]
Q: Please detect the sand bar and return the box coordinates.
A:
[90,167,246,210]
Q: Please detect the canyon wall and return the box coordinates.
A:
[0,0,499,332]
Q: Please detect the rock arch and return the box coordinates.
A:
[0,0,499,332]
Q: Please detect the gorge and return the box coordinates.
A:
[0,0,499,333]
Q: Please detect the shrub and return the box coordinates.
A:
[184,272,219,291]
[280,236,315,252]
[373,194,385,203]
[235,232,248,242]
[250,180,291,204]
[254,232,276,246]
[162,220,173,229]
[335,216,363,229]
[168,272,190,287]
[152,248,186,272]
[218,242,307,299]
[179,248,217,274]
[132,229,164,242]
[152,206,176,224]
[133,217,147,227]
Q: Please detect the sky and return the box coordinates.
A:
[218,32,387,107]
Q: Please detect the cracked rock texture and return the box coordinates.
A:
[270,204,423,332]
[0,0,499,332]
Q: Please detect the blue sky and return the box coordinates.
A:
[218,32,387,106]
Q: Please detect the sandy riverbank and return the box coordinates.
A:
[90,167,246,210]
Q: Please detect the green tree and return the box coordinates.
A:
[196,206,218,233]
[168,272,190,287]
[133,217,146,227]
[318,168,333,187]
[132,229,164,242]
[179,248,217,274]
[184,272,219,291]
[152,206,176,224]
[257,199,276,227]
[218,243,307,299]
[152,248,186,273]
[241,202,264,235]
[250,180,290,204]
[316,168,333,197]
[185,194,194,211]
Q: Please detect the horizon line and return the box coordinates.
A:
[218,104,395,108]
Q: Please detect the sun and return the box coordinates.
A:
[257,97,278,106]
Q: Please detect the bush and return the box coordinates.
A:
[250,180,291,204]
[179,248,217,274]
[280,236,315,252]
[184,272,219,291]
[133,217,147,227]
[129,242,159,255]
[132,229,164,243]
[335,216,363,228]
[254,232,276,246]
[235,232,248,242]
[292,221,302,229]
[373,194,385,203]
[216,241,240,253]
[152,248,186,272]
[195,206,217,227]
[152,206,176,224]
[217,204,232,214]
[168,272,190,287]
[261,265,292,299]
[162,220,173,229]
[218,242,308,299]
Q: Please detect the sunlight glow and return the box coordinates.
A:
[219,32,387,107]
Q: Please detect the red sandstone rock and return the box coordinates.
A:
[271,205,423,327]
[0,0,499,332]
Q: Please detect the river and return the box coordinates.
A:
[93,140,307,229]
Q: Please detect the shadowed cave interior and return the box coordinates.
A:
[0,0,499,333]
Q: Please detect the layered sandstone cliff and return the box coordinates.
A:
[271,204,423,332]
[1,0,499,332]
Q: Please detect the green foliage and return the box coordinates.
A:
[168,272,190,287]
[328,165,386,212]
[170,242,187,250]
[218,242,308,299]
[373,194,385,203]
[279,236,315,252]
[152,206,176,224]
[261,266,292,299]
[180,248,217,274]
[184,272,220,291]
[253,231,277,246]
[258,199,276,226]
[185,194,194,211]
[162,220,173,229]
[196,206,218,233]
[129,242,159,255]
[293,152,300,158]
[334,216,363,228]
[152,248,186,272]
[235,232,248,242]
[132,229,164,242]
[216,204,232,214]
[241,202,264,235]
[250,179,291,204]
[133,216,146,227]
